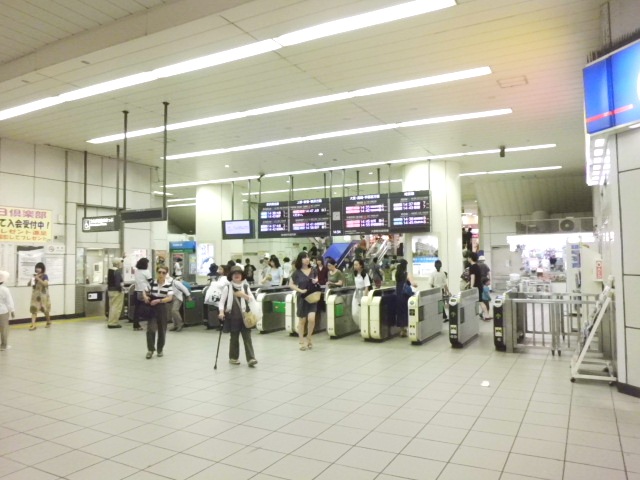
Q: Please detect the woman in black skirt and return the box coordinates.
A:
[289,251,319,351]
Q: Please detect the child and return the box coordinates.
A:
[481,278,492,321]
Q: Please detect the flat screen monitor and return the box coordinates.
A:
[222,219,255,240]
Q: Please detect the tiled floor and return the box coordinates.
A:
[0,318,639,480]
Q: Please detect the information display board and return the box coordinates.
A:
[257,190,430,238]
[258,202,290,238]
[389,191,430,232]
[290,198,330,236]
[343,194,389,235]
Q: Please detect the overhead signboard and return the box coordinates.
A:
[389,191,430,232]
[258,201,290,238]
[82,215,120,233]
[290,198,330,237]
[343,193,389,235]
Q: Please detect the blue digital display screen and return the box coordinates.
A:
[584,40,640,134]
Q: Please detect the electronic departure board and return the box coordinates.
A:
[389,190,430,232]
[290,198,330,236]
[343,193,389,235]
[257,190,429,238]
[258,202,290,238]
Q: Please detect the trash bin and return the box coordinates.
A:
[83,284,107,317]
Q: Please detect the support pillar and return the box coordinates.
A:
[402,161,462,292]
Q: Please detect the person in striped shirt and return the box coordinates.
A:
[143,266,173,359]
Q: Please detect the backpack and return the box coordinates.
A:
[370,264,383,282]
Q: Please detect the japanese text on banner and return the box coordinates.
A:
[0,206,52,243]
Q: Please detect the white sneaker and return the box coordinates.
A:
[229,359,240,365]
[248,359,258,367]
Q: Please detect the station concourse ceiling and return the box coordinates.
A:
[0,0,602,219]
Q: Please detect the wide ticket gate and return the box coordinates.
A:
[326,287,360,338]
[284,291,327,336]
[408,288,444,345]
[449,288,480,348]
[361,287,398,341]
[255,286,293,333]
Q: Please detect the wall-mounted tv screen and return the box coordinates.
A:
[222,219,255,240]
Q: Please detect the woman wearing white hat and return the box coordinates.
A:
[0,271,15,351]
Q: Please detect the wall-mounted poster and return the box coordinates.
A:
[0,206,52,243]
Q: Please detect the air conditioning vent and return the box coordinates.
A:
[559,218,577,232]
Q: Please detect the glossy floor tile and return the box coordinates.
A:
[0,318,637,479]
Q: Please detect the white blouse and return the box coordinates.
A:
[354,272,371,290]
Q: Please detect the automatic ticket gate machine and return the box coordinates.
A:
[408,288,443,345]
[493,294,508,351]
[361,287,399,341]
[284,290,327,336]
[255,286,293,333]
[326,287,360,338]
[449,288,480,348]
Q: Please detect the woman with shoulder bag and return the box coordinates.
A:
[352,258,371,328]
[289,252,319,351]
[218,266,258,367]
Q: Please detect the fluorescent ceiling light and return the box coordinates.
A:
[88,66,491,144]
[460,166,562,177]
[167,197,196,202]
[166,108,512,160]
[241,179,403,196]
[167,203,197,208]
[274,0,455,46]
[165,143,556,188]
[0,0,456,122]
[167,175,260,189]
[152,191,174,196]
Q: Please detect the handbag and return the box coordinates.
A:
[303,282,323,304]
[402,281,413,296]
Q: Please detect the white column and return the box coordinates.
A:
[196,184,243,282]
[403,161,462,292]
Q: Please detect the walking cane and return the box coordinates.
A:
[214,322,223,370]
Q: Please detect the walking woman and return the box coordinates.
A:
[28,262,51,330]
[218,266,258,366]
[134,258,152,331]
[326,258,345,289]
[352,258,371,327]
[290,251,319,351]
[143,265,173,359]
[0,271,15,350]
[395,259,417,337]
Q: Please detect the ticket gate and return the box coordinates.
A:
[408,288,443,345]
[326,287,359,338]
[255,286,293,333]
[449,288,480,348]
[361,287,399,341]
[493,295,506,351]
[284,291,327,336]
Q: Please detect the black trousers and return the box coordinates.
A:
[147,303,170,352]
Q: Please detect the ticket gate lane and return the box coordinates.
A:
[362,286,399,342]
[326,287,360,338]
[449,288,480,348]
[255,286,294,333]
[408,288,444,345]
